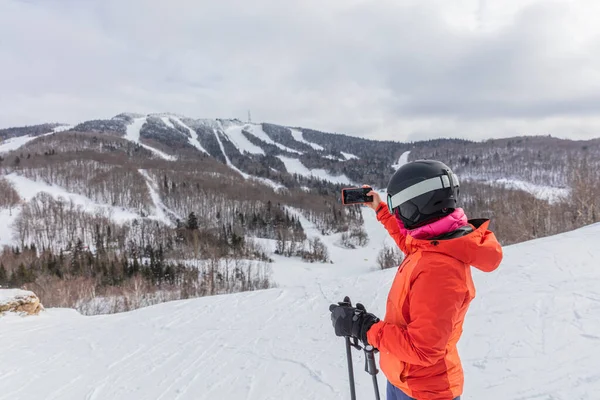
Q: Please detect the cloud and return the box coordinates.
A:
[1,0,600,141]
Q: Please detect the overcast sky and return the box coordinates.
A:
[2,0,600,141]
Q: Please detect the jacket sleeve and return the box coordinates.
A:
[366,263,468,366]
[375,202,408,254]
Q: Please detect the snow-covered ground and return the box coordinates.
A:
[125,118,177,161]
[289,128,325,151]
[244,124,302,154]
[259,204,396,287]
[3,173,140,224]
[209,126,284,191]
[488,178,570,203]
[277,156,353,185]
[52,124,74,133]
[0,136,36,154]
[1,219,599,399]
[340,151,359,160]
[222,124,265,155]
[170,117,209,155]
[0,289,35,306]
[0,208,19,247]
[392,150,411,170]
[138,169,178,226]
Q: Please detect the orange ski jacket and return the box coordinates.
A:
[366,203,503,400]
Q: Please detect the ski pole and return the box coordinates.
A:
[364,345,381,400]
[345,336,357,400]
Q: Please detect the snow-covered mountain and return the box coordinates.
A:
[3,112,599,191]
[1,219,599,400]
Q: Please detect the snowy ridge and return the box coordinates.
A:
[289,128,325,151]
[277,156,353,185]
[1,222,599,399]
[125,118,177,161]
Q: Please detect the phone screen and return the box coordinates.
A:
[342,187,373,205]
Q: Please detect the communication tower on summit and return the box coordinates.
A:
[248,110,252,123]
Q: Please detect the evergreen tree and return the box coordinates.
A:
[187,212,199,230]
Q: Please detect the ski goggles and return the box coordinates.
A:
[387,171,459,219]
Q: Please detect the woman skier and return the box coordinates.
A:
[329,160,503,400]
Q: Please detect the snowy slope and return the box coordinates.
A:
[125,118,177,161]
[53,124,74,133]
[289,128,325,151]
[277,156,353,185]
[487,178,569,203]
[264,204,397,287]
[2,222,599,399]
[222,124,265,155]
[4,174,140,222]
[340,151,359,160]
[245,124,302,154]
[392,151,411,170]
[209,126,284,191]
[0,136,36,154]
[0,208,19,247]
[138,169,178,225]
[170,117,209,155]
[0,130,56,154]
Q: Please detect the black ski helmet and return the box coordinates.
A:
[386,160,460,229]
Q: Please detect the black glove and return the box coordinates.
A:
[329,296,380,346]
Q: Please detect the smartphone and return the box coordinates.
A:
[341,187,373,205]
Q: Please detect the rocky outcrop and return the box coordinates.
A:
[0,289,44,316]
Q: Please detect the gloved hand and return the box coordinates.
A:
[329,296,380,346]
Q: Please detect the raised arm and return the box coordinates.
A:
[365,188,408,254]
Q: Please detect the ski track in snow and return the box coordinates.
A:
[126,117,176,161]
[340,152,359,160]
[392,151,410,170]
[137,169,177,226]
[170,117,209,155]
[222,125,265,155]
[2,222,600,399]
[289,128,324,151]
[160,117,176,130]
[244,124,302,154]
[212,125,284,191]
[277,155,353,185]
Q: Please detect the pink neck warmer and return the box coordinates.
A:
[398,208,469,240]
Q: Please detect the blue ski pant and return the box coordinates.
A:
[387,381,461,400]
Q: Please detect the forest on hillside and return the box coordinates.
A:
[1,125,599,316]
